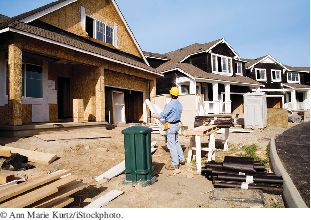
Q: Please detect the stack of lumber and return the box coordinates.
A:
[194,114,233,128]
[0,146,58,165]
[0,170,86,208]
[183,125,218,136]
[201,156,283,195]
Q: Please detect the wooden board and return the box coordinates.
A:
[32,181,86,208]
[38,197,75,208]
[1,146,58,165]
[84,190,124,208]
[0,169,69,203]
[35,133,111,142]
[0,175,76,208]
[183,125,218,136]
[0,149,11,157]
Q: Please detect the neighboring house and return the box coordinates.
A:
[0,0,161,126]
[144,38,262,116]
[245,55,310,111]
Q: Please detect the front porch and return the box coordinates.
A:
[283,85,310,111]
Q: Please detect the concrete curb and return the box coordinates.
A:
[269,137,308,208]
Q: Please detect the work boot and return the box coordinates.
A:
[179,160,186,165]
[165,164,179,170]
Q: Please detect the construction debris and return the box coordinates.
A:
[0,148,12,157]
[1,153,34,171]
[1,146,58,165]
[0,174,16,184]
[202,156,283,195]
[0,170,86,208]
[84,190,124,208]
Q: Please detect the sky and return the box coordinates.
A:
[0,0,309,66]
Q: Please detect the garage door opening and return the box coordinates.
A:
[105,87,144,124]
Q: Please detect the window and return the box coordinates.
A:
[106,26,113,44]
[287,72,300,83]
[85,16,114,45]
[96,20,105,41]
[236,62,243,75]
[212,55,217,72]
[180,85,189,94]
[271,69,281,82]
[5,63,43,98]
[255,68,267,81]
[211,54,232,74]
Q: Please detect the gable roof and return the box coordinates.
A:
[284,65,310,73]
[0,20,160,75]
[0,14,10,24]
[3,0,149,66]
[149,39,261,87]
[245,55,288,70]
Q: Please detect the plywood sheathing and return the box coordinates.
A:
[267,108,288,128]
[95,66,105,122]
[8,44,23,126]
[73,99,84,122]
[38,0,142,58]
[150,79,156,102]
[0,105,9,125]
[22,104,32,124]
[49,104,58,122]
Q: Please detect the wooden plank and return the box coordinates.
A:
[47,197,74,208]
[0,175,76,208]
[0,174,15,184]
[95,161,125,182]
[0,169,69,203]
[1,146,58,165]
[183,125,218,136]
[35,133,111,142]
[0,178,26,190]
[32,181,86,208]
[84,190,124,208]
[0,149,11,157]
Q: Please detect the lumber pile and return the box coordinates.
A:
[0,170,86,208]
[0,146,58,165]
[194,114,233,128]
[183,125,218,136]
[202,156,283,195]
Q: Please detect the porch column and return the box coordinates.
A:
[224,83,231,113]
[95,66,105,122]
[189,79,196,95]
[212,82,219,114]
[304,90,310,110]
[291,89,297,111]
[8,44,23,126]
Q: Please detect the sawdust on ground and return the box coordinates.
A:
[0,125,288,208]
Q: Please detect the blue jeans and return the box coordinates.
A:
[167,123,184,167]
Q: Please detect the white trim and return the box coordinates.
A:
[180,38,241,63]
[7,28,162,77]
[0,27,10,34]
[255,68,267,81]
[80,6,86,31]
[253,88,289,92]
[20,0,78,23]
[287,72,300,84]
[271,69,282,82]
[282,83,309,91]
[246,55,288,70]
[196,77,262,87]
[111,0,150,66]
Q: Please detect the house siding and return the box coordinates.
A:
[38,0,142,58]
[156,71,177,95]
[248,63,284,89]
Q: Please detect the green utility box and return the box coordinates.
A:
[122,126,156,186]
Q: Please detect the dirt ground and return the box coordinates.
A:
[0,125,288,208]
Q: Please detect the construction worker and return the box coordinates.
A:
[152,86,185,174]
